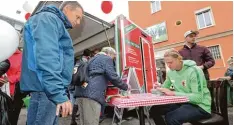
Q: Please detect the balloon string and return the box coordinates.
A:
[102,22,111,47]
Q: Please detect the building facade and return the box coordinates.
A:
[129,1,233,80]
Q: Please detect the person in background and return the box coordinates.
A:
[20,1,84,125]
[69,58,77,106]
[74,47,128,125]
[179,30,215,81]
[70,49,91,125]
[7,49,22,97]
[97,48,106,123]
[91,48,101,57]
[150,49,211,125]
[218,56,233,106]
[6,49,27,125]
[0,59,10,96]
[91,48,106,123]
[0,59,11,125]
[0,59,10,77]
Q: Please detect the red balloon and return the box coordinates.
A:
[101,1,113,14]
[25,13,31,20]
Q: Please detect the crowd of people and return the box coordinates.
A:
[0,1,232,125]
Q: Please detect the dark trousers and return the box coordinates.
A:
[71,104,79,124]
[10,82,27,125]
[150,103,211,125]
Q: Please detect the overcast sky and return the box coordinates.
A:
[0,0,129,23]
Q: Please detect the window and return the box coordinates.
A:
[151,1,161,13]
[195,7,215,29]
[208,45,221,60]
[145,22,168,43]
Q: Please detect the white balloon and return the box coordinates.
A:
[0,20,19,62]
[23,1,34,13]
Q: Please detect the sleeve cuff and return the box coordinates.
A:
[49,92,69,104]
[175,92,186,96]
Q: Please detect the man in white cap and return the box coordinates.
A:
[179,30,215,80]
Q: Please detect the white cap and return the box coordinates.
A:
[184,30,199,38]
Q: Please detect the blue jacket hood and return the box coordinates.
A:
[35,5,72,29]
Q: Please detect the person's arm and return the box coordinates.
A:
[7,70,21,89]
[202,47,215,70]
[218,76,232,81]
[15,69,21,82]
[174,71,203,104]
[229,74,233,80]
[161,75,172,89]
[104,57,128,91]
[221,69,233,80]
[7,58,21,84]
[32,14,68,104]
[0,60,10,77]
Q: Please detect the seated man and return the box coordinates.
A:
[150,49,211,125]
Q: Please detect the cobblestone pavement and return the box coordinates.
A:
[18,107,233,125]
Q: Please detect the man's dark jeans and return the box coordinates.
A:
[150,103,211,125]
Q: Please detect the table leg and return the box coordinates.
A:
[138,106,145,125]
[112,107,124,125]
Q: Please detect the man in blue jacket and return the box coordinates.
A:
[20,1,84,125]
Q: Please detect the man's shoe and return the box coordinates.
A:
[99,118,105,123]
[70,121,77,125]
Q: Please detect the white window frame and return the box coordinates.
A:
[207,44,225,67]
[150,1,161,14]
[195,7,215,30]
[207,45,222,60]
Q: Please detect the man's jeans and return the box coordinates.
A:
[27,92,58,125]
[150,103,211,125]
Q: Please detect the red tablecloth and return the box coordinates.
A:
[110,93,189,108]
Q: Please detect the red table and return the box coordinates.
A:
[109,93,189,125]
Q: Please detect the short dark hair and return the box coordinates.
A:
[93,48,100,53]
[59,1,84,12]
[83,49,91,57]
